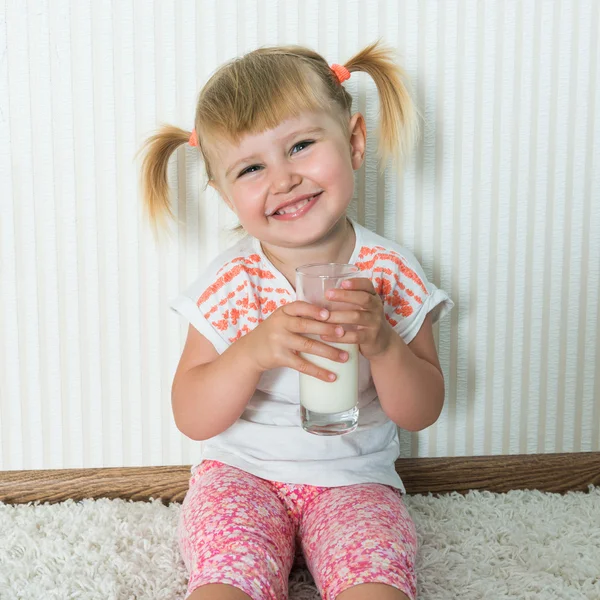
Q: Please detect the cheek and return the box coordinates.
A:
[307,151,354,194]
[230,181,268,217]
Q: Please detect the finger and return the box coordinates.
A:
[321,330,361,345]
[292,333,350,363]
[287,316,345,338]
[325,288,374,308]
[340,277,376,294]
[290,353,338,383]
[323,310,369,327]
[282,300,330,321]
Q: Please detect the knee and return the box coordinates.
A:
[188,583,252,600]
[335,582,411,600]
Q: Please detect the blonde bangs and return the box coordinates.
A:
[195,54,341,174]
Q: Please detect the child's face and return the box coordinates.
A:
[208,110,366,248]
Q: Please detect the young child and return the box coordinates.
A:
[140,41,452,600]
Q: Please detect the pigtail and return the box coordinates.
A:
[138,125,192,234]
[344,40,419,172]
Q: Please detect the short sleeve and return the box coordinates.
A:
[170,292,230,354]
[169,246,292,354]
[362,245,453,345]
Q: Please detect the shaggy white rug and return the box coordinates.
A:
[1,487,599,599]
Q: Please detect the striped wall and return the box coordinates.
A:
[0,0,598,471]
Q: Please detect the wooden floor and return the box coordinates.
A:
[1,452,599,505]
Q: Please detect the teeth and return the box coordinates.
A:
[275,196,313,216]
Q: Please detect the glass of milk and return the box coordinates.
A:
[295,263,361,435]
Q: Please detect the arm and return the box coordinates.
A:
[171,325,262,441]
[369,314,445,431]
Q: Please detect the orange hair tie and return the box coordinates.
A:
[188,128,199,147]
[330,63,351,84]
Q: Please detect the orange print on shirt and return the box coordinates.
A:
[198,246,427,343]
[356,246,428,325]
[197,254,276,306]
[197,254,291,343]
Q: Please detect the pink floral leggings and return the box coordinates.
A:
[177,460,417,600]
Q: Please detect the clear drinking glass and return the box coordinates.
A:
[295,263,360,435]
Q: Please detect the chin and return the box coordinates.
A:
[276,219,346,249]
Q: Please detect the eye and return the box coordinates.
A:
[238,164,262,177]
[291,140,314,154]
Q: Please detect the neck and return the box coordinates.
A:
[260,217,355,286]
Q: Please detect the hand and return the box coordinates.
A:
[242,301,349,382]
[320,278,394,360]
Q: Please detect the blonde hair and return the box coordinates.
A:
[139,40,418,232]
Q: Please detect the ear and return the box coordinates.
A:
[208,180,236,214]
[348,112,366,170]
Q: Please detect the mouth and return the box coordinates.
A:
[267,191,323,220]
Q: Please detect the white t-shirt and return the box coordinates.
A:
[170,219,453,492]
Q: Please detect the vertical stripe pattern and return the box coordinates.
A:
[0,0,598,469]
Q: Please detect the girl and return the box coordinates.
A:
[140,42,452,600]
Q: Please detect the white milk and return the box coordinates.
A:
[299,338,359,413]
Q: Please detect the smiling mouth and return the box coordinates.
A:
[269,192,323,217]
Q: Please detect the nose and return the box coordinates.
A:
[270,164,301,194]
